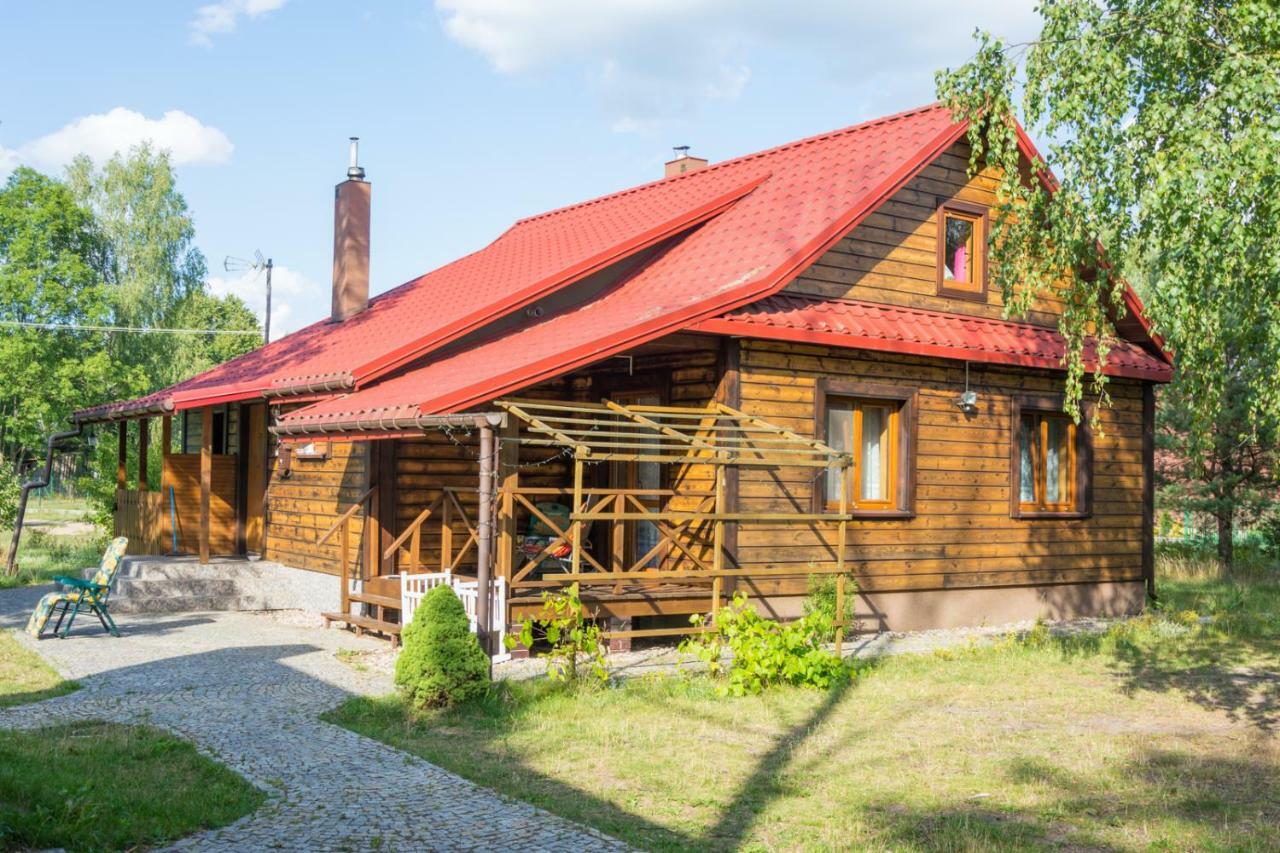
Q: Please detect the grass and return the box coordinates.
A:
[0,720,265,851]
[0,630,79,708]
[0,527,106,589]
[328,562,1280,851]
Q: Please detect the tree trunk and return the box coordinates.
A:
[1216,511,1234,569]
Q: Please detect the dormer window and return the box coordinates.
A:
[936,200,987,300]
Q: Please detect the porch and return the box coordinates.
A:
[311,396,857,653]
[111,403,269,562]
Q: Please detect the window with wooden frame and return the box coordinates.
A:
[816,382,916,516]
[936,199,987,300]
[1011,396,1092,518]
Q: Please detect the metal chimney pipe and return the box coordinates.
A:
[347,137,365,180]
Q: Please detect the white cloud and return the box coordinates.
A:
[435,0,1040,130]
[190,0,289,46]
[208,264,325,337]
[0,108,233,177]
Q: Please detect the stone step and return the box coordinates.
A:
[110,577,243,599]
[111,594,276,614]
[110,559,284,581]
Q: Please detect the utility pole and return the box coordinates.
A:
[263,257,273,344]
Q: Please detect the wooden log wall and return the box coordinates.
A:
[263,439,369,573]
[735,339,1146,596]
[786,140,1065,326]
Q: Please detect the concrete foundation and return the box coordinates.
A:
[752,581,1146,634]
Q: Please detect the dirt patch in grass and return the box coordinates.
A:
[0,720,264,851]
[329,576,1280,852]
[0,630,78,708]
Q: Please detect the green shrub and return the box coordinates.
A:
[507,582,608,684]
[802,573,857,639]
[394,585,490,709]
[0,458,20,529]
[681,593,849,696]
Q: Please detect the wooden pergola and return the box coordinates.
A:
[494,398,858,646]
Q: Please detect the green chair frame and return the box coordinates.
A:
[48,537,129,639]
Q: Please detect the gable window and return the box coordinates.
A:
[817,382,915,516]
[936,200,987,299]
[1011,397,1092,518]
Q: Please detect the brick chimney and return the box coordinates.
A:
[664,145,708,178]
[331,137,370,322]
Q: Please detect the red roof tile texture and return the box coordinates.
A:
[694,295,1172,381]
[73,156,771,420]
[276,105,971,432]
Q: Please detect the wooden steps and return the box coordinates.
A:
[323,577,403,645]
[322,611,401,644]
[350,592,401,610]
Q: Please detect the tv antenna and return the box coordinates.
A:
[224,250,273,344]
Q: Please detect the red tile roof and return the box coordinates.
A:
[276,105,973,433]
[693,295,1173,381]
[73,160,771,420]
[77,101,1170,432]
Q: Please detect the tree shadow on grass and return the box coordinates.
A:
[861,749,1280,851]
[1100,628,1280,733]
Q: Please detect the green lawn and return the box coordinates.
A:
[0,528,106,589]
[329,572,1280,851]
[1,629,262,851]
[0,721,265,851]
[0,630,78,708]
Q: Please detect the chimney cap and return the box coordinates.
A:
[347,136,366,181]
[672,145,691,159]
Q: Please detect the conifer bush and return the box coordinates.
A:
[394,584,490,709]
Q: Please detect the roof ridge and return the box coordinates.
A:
[512,102,950,227]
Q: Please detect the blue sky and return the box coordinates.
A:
[1,0,1036,336]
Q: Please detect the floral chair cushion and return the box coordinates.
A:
[25,537,129,638]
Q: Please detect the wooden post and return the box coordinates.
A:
[835,457,850,656]
[495,419,519,582]
[161,415,172,457]
[137,418,149,491]
[409,525,421,575]
[610,493,626,571]
[712,454,726,620]
[159,415,173,554]
[475,422,496,656]
[570,452,585,576]
[116,421,127,491]
[340,518,351,616]
[440,495,452,571]
[835,574,846,657]
[199,407,212,564]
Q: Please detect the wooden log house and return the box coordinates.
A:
[72,105,1171,649]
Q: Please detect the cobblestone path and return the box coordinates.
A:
[1,593,627,852]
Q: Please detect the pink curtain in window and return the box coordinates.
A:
[953,244,967,281]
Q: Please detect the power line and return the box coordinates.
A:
[0,320,261,336]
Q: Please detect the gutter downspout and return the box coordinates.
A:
[5,422,85,576]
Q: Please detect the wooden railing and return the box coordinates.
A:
[378,482,854,652]
[316,485,375,616]
[382,487,479,575]
[115,489,169,555]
